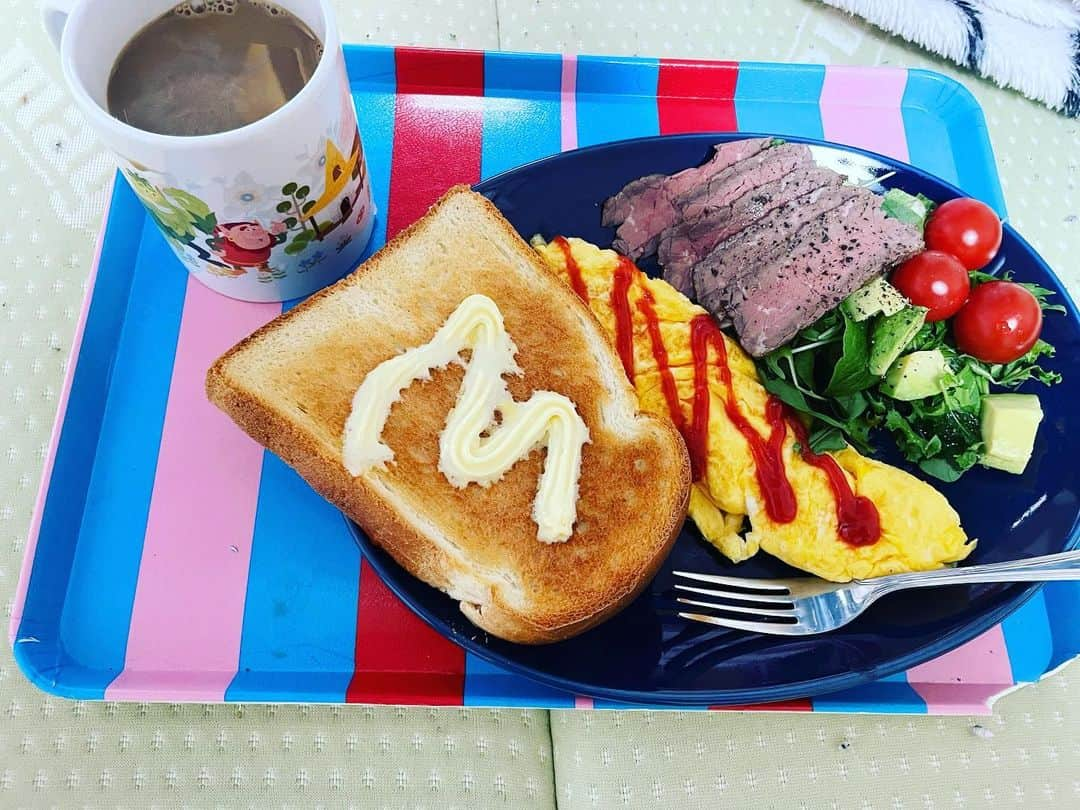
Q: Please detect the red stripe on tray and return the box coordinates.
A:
[106,279,280,701]
[346,46,482,705]
[385,47,485,239]
[657,59,739,134]
[346,563,467,704]
[655,59,798,715]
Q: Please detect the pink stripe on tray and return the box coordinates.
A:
[105,278,280,701]
[818,65,910,162]
[561,54,578,152]
[907,624,1015,714]
[10,177,115,644]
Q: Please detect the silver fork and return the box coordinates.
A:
[674,549,1080,635]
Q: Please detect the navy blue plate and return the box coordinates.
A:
[348,133,1080,705]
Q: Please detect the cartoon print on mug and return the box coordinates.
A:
[220,169,282,212]
[208,220,288,281]
[123,169,231,272]
[275,127,367,260]
[117,124,369,283]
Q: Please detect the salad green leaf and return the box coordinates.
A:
[755,275,1061,481]
[881,188,935,228]
[823,308,878,397]
[753,195,1064,482]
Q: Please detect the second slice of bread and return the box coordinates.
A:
[207,186,690,643]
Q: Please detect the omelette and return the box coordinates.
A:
[535,236,974,582]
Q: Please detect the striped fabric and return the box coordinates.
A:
[10,45,1076,713]
[822,0,1080,118]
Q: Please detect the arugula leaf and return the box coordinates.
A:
[824,308,878,397]
[991,340,1062,387]
[882,408,937,458]
[1018,282,1067,314]
[922,409,982,456]
[942,359,989,412]
[758,372,849,431]
[881,188,935,228]
[906,320,948,352]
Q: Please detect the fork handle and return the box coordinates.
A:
[861,548,1080,593]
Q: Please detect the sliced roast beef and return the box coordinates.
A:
[675,143,813,221]
[726,199,925,356]
[602,137,773,259]
[692,186,872,314]
[658,167,841,295]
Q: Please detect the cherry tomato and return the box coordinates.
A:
[925,197,1003,270]
[953,281,1043,364]
[890,250,971,322]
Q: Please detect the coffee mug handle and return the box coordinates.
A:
[42,0,80,52]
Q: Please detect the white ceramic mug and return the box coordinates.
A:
[43,0,375,302]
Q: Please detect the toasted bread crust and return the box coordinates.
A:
[207,186,690,644]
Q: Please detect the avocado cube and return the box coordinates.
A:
[980,394,1043,475]
[880,350,952,401]
[843,277,908,322]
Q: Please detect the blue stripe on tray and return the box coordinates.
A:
[901,69,1007,217]
[1043,582,1080,672]
[1000,590,1054,684]
[14,187,188,699]
[575,55,661,147]
[226,45,399,702]
[348,43,397,254]
[225,443,362,702]
[733,62,825,139]
[812,671,928,714]
[482,51,563,178]
[898,71,960,188]
[458,47,578,708]
[463,655,575,707]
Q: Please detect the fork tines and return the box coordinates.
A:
[672,570,799,631]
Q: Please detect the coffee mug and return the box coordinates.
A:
[43,0,375,302]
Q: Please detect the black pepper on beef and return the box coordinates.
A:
[658,167,842,296]
[601,137,773,260]
[692,186,870,315]
[728,196,925,356]
[675,143,812,221]
[602,137,925,357]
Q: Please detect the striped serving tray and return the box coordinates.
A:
[12,45,1080,713]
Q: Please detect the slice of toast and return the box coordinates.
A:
[207,186,690,644]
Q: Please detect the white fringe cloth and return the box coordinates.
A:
[821,0,1080,116]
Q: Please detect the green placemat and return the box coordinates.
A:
[1,1,1077,807]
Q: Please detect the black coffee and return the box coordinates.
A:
[106,0,323,137]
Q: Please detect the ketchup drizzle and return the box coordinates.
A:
[610,258,637,382]
[635,287,689,439]
[786,416,882,546]
[553,236,590,303]
[690,315,797,523]
[559,241,883,547]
